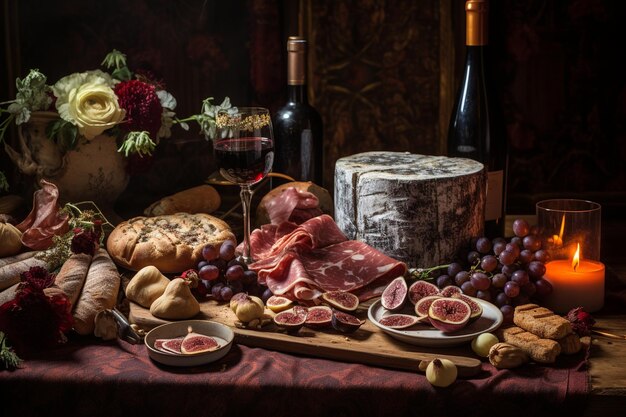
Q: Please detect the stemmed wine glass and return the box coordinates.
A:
[214,107,274,264]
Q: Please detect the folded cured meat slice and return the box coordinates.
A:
[249,215,407,301]
[264,186,321,225]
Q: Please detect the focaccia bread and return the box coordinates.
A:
[106,213,236,273]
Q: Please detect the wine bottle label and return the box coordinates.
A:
[485,170,503,221]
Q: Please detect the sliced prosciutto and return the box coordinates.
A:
[264,186,322,225]
[248,215,407,302]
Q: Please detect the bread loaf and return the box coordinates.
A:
[72,249,121,335]
[513,304,572,339]
[143,185,221,216]
[106,213,236,273]
[558,333,582,355]
[497,326,561,364]
[0,283,18,306]
[0,255,48,291]
[45,253,92,308]
[0,251,36,268]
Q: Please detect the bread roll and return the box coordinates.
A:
[143,185,221,216]
[73,249,121,335]
[46,253,92,308]
[106,213,236,273]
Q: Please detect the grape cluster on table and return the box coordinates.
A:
[411,218,554,323]
[192,240,272,303]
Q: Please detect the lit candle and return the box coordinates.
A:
[542,243,605,314]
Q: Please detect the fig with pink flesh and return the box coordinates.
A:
[451,293,483,322]
[157,337,184,354]
[181,327,220,354]
[304,305,333,328]
[439,285,462,298]
[274,306,308,333]
[380,276,408,311]
[428,297,471,333]
[414,295,443,318]
[321,291,359,312]
[378,314,423,329]
[408,280,440,305]
[331,310,363,333]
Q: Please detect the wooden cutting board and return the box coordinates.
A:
[129,299,483,377]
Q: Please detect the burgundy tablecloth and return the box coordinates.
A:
[1,333,589,417]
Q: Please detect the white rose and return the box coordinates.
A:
[53,70,124,139]
[65,83,125,139]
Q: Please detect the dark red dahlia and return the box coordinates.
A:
[71,228,99,256]
[19,266,55,291]
[114,79,162,138]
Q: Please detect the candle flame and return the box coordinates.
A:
[552,214,566,246]
[572,243,581,272]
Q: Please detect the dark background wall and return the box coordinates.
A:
[1,0,624,218]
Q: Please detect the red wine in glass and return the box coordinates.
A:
[214,137,274,185]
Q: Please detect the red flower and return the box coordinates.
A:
[19,266,55,291]
[566,307,596,336]
[0,267,73,356]
[114,79,162,138]
[71,227,99,256]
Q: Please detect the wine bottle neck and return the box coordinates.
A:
[465,0,489,46]
[287,84,308,104]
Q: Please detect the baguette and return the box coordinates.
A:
[72,249,121,335]
[0,255,47,291]
[0,283,19,306]
[143,185,221,216]
[513,303,572,339]
[0,251,37,268]
[45,253,92,308]
[497,326,561,364]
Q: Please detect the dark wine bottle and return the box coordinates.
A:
[273,36,324,186]
[447,0,508,238]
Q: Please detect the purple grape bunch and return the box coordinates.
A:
[193,240,271,302]
[412,218,554,324]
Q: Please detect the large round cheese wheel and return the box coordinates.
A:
[334,152,486,268]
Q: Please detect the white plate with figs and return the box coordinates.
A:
[145,320,234,367]
[367,298,503,347]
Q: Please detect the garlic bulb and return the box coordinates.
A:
[425,358,457,387]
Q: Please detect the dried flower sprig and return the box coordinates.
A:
[175,96,237,140]
[118,131,156,157]
[0,331,22,370]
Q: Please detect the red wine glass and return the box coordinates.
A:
[214,107,274,264]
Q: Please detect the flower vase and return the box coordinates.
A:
[10,111,129,212]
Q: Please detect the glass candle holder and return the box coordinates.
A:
[536,199,604,314]
[536,199,601,261]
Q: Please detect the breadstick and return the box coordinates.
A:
[44,253,92,308]
[0,251,37,268]
[0,255,47,291]
[513,304,572,339]
[72,249,121,335]
[497,326,561,363]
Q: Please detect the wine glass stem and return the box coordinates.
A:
[240,184,254,264]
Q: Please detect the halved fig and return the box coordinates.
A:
[159,337,184,354]
[380,276,408,311]
[180,327,220,355]
[414,295,443,318]
[408,280,440,305]
[439,285,463,298]
[266,295,294,313]
[304,305,333,328]
[273,306,308,333]
[378,314,424,329]
[428,298,471,333]
[451,293,483,322]
[321,291,359,312]
[331,310,364,333]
